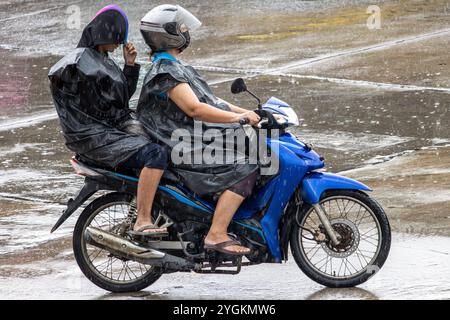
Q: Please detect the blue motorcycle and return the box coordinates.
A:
[52,78,391,293]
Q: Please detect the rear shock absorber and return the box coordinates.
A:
[128,197,137,222]
[118,196,137,236]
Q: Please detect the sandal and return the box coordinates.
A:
[128,224,168,238]
[204,240,251,256]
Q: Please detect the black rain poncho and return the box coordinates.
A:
[137,53,258,196]
[48,6,149,168]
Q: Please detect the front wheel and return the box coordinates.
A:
[290,190,391,288]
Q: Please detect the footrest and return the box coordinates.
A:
[197,256,243,275]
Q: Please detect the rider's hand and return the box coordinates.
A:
[240,111,261,126]
[123,43,138,66]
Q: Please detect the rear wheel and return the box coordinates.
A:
[73,192,163,293]
[290,190,391,288]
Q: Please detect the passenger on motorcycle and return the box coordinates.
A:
[48,5,168,237]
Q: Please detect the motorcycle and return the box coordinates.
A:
[51,78,391,293]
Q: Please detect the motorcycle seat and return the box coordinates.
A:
[74,154,138,177]
[74,154,180,183]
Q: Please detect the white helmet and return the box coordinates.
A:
[140,4,202,53]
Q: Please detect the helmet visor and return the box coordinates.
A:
[175,5,202,31]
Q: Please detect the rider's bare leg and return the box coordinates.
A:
[204,190,250,253]
[134,167,164,231]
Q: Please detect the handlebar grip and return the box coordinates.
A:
[239,118,250,125]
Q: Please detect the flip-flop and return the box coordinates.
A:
[128,224,168,238]
[204,240,251,256]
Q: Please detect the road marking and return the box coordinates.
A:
[268,27,450,73]
[194,66,450,93]
[0,192,61,205]
[0,110,57,132]
[0,6,63,23]
[194,27,450,91]
[0,1,83,23]
[277,73,450,93]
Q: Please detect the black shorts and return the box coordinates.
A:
[228,170,259,198]
[120,143,168,171]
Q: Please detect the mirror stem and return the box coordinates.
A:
[246,90,262,109]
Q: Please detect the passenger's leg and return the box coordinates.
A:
[119,143,168,233]
[134,167,165,231]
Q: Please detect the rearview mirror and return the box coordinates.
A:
[231,78,247,94]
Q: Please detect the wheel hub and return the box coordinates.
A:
[321,219,360,258]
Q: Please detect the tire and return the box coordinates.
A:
[73,192,163,293]
[290,190,391,288]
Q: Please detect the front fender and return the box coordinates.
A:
[301,172,372,205]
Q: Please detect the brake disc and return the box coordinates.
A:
[320,219,360,258]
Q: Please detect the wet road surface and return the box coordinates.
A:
[0,0,449,299]
[0,233,448,300]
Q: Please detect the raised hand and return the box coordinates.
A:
[123,42,138,66]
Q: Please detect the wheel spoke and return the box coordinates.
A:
[88,248,104,263]
[306,244,322,258]
[335,199,343,217]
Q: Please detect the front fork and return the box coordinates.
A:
[312,204,340,246]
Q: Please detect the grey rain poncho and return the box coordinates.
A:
[137,53,258,196]
[48,7,149,168]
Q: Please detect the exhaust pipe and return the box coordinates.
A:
[85,227,200,271]
[85,227,165,260]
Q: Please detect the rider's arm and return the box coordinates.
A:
[217,98,248,114]
[123,64,141,99]
[122,43,140,99]
[168,83,241,124]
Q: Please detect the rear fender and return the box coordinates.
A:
[51,178,114,233]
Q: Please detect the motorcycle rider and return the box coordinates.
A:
[48,5,168,237]
[137,5,260,255]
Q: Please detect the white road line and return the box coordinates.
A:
[195,27,450,87]
[194,65,450,93]
[277,73,450,93]
[268,27,450,73]
[0,110,57,132]
[0,1,83,23]
[0,192,60,205]
[0,6,62,23]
